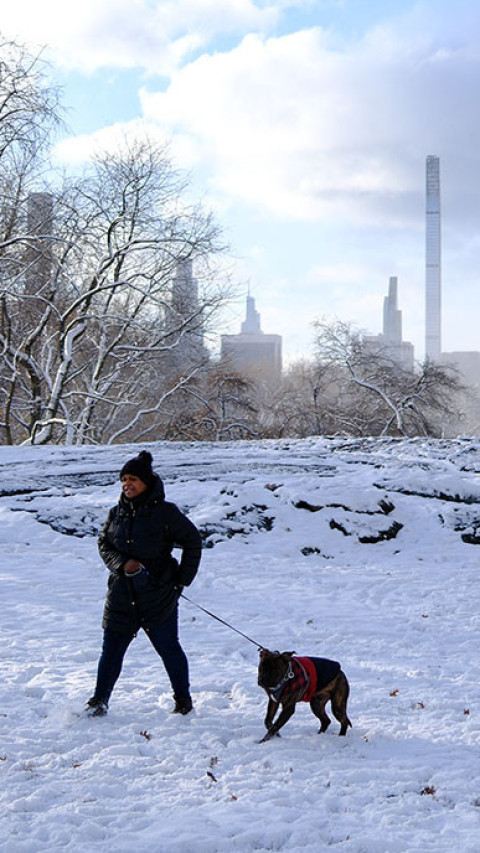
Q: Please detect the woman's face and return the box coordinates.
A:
[121,474,148,499]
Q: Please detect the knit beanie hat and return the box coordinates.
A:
[119,450,154,485]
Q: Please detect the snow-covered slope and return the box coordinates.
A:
[2,437,480,852]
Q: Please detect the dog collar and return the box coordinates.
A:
[264,660,295,703]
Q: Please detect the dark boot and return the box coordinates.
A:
[86,696,108,717]
[173,695,193,715]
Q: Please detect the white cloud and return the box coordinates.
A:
[0,0,283,74]
[52,120,206,181]
[9,1,480,231]
[136,9,480,230]
[52,120,172,164]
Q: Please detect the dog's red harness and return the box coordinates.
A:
[267,656,340,704]
[294,657,318,702]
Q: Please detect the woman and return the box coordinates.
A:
[86,450,202,717]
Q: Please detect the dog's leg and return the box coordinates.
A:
[264,697,279,732]
[310,692,331,733]
[260,702,296,742]
[331,699,352,736]
[331,672,352,736]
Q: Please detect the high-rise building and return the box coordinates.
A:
[25,192,54,291]
[165,257,207,369]
[241,295,261,335]
[383,276,402,344]
[425,155,441,361]
[363,276,414,370]
[171,258,199,318]
[221,295,282,378]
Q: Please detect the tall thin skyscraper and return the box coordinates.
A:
[425,155,441,361]
[241,295,261,334]
[383,276,402,344]
[363,276,414,371]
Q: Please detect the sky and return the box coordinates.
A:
[2,0,480,363]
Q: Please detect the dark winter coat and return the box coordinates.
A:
[98,475,202,634]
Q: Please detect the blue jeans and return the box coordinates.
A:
[93,606,190,705]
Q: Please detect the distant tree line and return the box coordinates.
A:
[0,36,467,445]
[142,320,466,441]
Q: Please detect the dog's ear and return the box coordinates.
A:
[282,651,296,660]
[259,647,274,660]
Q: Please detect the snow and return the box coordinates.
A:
[2,436,480,852]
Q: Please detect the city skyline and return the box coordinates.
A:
[2,1,480,363]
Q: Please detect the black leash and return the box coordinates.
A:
[180,593,264,650]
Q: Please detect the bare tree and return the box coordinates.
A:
[311,319,464,437]
[0,37,62,443]
[0,36,237,445]
[157,365,258,441]
[1,135,230,444]
[265,360,340,437]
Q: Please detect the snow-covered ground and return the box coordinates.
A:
[2,436,480,852]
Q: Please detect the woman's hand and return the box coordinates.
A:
[124,559,144,575]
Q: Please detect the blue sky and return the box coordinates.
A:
[3,0,480,363]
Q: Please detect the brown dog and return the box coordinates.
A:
[257,649,351,742]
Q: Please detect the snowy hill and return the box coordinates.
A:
[2,437,480,852]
